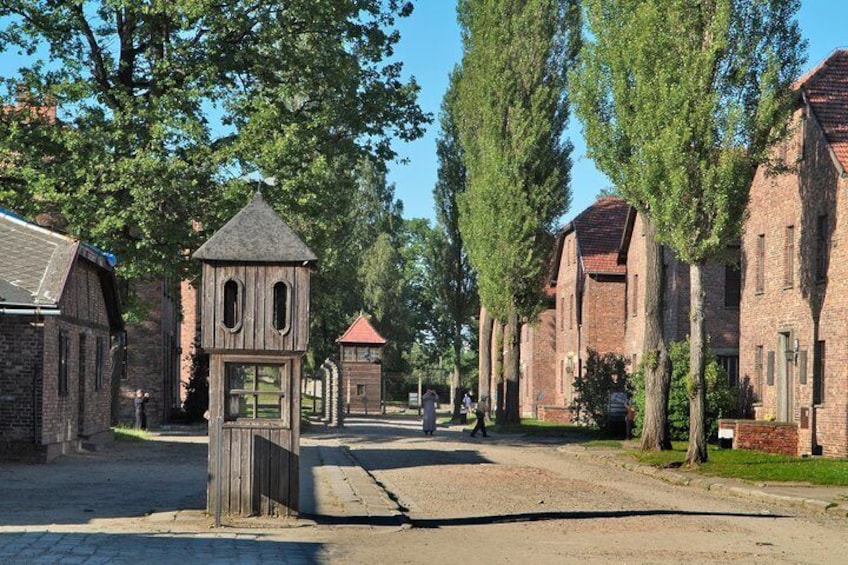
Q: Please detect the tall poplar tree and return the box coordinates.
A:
[572,0,804,463]
[455,0,579,424]
[433,67,478,419]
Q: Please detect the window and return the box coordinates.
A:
[343,346,355,361]
[813,340,825,405]
[816,214,828,281]
[756,234,765,293]
[568,294,574,329]
[356,384,366,396]
[78,334,87,395]
[717,355,739,388]
[272,281,291,332]
[754,345,764,401]
[783,225,794,288]
[95,337,105,391]
[222,279,241,330]
[225,363,288,422]
[724,263,741,308]
[58,331,69,396]
[560,297,565,331]
[631,274,639,317]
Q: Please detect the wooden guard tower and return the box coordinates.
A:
[193,192,316,518]
[338,315,387,414]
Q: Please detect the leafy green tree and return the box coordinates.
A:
[572,0,804,464]
[455,0,579,424]
[572,349,630,433]
[433,67,478,420]
[632,340,736,441]
[0,1,427,329]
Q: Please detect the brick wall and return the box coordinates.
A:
[581,274,626,360]
[122,280,180,427]
[724,419,799,456]
[740,105,848,457]
[1,259,114,462]
[520,307,557,417]
[179,279,200,407]
[538,405,575,424]
[555,230,579,409]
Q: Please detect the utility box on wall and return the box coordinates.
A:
[193,192,316,518]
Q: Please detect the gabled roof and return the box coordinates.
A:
[794,49,848,171]
[0,209,79,306]
[193,192,318,263]
[571,197,629,275]
[0,208,123,329]
[337,315,387,345]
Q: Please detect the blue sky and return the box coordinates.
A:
[387,1,848,224]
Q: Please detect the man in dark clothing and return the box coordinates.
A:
[134,389,150,430]
[470,395,489,438]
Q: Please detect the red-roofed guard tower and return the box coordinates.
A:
[337,316,387,414]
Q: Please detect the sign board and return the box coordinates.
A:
[408,392,419,408]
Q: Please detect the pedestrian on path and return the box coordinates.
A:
[134,389,150,430]
[422,388,438,435]
[470,395,489,438]
[460,391,472,424]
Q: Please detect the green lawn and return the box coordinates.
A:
[631,443,848,486]
[112,426,150,443]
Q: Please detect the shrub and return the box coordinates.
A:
[572,349,631,432]
[632,339,736,441]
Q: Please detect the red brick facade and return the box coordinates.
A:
[120,280,180,427]
[621,211,740,374]
[740,96,848,457]
[519,306,556,417]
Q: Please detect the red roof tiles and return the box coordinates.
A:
[572,197,629,275]
[796,49,848,171]
[337,315,387,345]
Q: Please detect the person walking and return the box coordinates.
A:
[134,389,150,430]
[470,395,489,438]
[422,388,438,436]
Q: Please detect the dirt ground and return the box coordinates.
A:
[1,418,847,564]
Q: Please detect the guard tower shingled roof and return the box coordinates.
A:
[337,315,387,345]
[192,191,318,263]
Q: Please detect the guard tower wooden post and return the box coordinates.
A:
[193,192,316,518]
[337,315,387,414]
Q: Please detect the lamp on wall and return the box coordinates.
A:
[786,338,800,364]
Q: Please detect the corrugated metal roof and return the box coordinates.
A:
[337,315,387,345]
[193,192,318,263]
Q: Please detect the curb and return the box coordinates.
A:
[561,447,848,518]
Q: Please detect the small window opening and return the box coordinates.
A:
[273,281,290,332]
[223,280,240,329]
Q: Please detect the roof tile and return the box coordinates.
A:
[573,197,629,275]
[337,315,387,345]
[797,49,848,170]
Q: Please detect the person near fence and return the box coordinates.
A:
[470,395,489,438]
[422,388,438,436]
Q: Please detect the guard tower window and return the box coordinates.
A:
[272,281,291,333]
[223,279,240,329]
[225,363,289,424]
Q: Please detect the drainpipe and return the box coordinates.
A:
[0,307,61,316]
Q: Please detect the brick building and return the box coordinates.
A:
[117,279,181,428]
[0,209,123,461]
[740,49,848,457]
[619,209,740,381]
[528,197,629,422]
[338,315,386,414]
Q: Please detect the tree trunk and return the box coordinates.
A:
[478,306,493,401]
[491,319,504,424]
[450,318,463,422]
[503,309,520,424]
[685,261,708,465]
[639,217,672,451]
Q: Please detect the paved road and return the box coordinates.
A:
[1,417,847,564]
